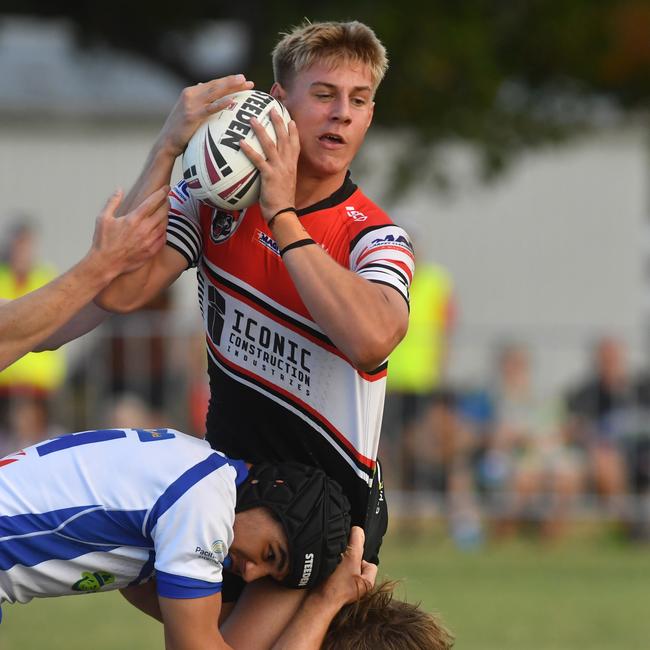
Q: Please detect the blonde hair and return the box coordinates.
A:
[272,20,388,92]
[322,580,455,650]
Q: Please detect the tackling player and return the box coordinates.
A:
[96,20,413,647]
[0,428,375,649]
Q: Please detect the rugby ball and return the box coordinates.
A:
[182,89,291,211]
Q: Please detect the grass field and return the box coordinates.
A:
[2,527,650,649]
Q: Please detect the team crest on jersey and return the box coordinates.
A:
[255,229,280,256]
[71,570,115,592]
[210,208,244,244]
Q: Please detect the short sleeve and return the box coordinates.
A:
[151,460,237,599]
[349,225,415,306]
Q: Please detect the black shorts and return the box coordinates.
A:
[222,460,388,602]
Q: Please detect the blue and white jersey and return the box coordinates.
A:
[0,428,248,606]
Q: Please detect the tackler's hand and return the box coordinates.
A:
[315,526,377,608]
[90,186,170,279]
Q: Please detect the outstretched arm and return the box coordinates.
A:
[0,187,168,371]
[96,75,254,313]
[32,302,110,352]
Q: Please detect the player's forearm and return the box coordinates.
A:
[95,262,159,313]
[0,253,116,370]
[34,302,110,351]
[271,591,340,650]
[118,141,177,217]
[271,214,408,371]
[95,245,185,313]
[120,582,164,622]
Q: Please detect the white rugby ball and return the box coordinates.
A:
[182,89,291,211]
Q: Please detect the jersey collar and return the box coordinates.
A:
[296,172,357,217]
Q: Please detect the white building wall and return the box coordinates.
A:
[359,127,649,395]
[0,121,647,396]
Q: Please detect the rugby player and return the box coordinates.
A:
[96,20,413,647]
[0,428,374,649]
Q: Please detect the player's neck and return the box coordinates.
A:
[295,170,349,211]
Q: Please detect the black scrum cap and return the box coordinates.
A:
[236,462,351,589]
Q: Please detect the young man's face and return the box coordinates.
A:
[273,60,375,180]
[229,507,290,583]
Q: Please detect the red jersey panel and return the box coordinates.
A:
[166,176,414,524]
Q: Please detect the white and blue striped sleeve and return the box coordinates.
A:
[149,455,238,599]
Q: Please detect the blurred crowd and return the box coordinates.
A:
[0,218,208,451]
[381,256,650,545]
[3,222,650,546]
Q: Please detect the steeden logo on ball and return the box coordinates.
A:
[182,90,291,211]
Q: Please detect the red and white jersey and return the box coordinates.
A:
[167,175,414,524]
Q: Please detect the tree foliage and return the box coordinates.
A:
[6,1,650,189]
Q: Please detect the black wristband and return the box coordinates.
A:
[268,206,297,229]
[279,238,316,258]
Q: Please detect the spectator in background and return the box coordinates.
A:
[101,393,166,430]
[0,221,66,437]
[564,336,650,534]
[483,342,582,540]
[405,390,482,548]
[383,253,455,489]
[0,394,62,457]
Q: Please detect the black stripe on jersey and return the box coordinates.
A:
[168,216,201,254]
[169,213,201,241]
[359,262,410,288]
[296,173,357,217]
[365,360,388,375]
[368,279,410,308]
[197,272,206,318]
[348,224,393,252]
[202,263,334,347]
[207,349,374,478]
[166,241,194,268]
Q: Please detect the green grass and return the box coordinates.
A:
[380,529,650,650]
[2,529,650,649]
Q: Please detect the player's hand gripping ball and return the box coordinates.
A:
[182,90,291,211]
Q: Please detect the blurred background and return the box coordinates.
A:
[1,2,650,648]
